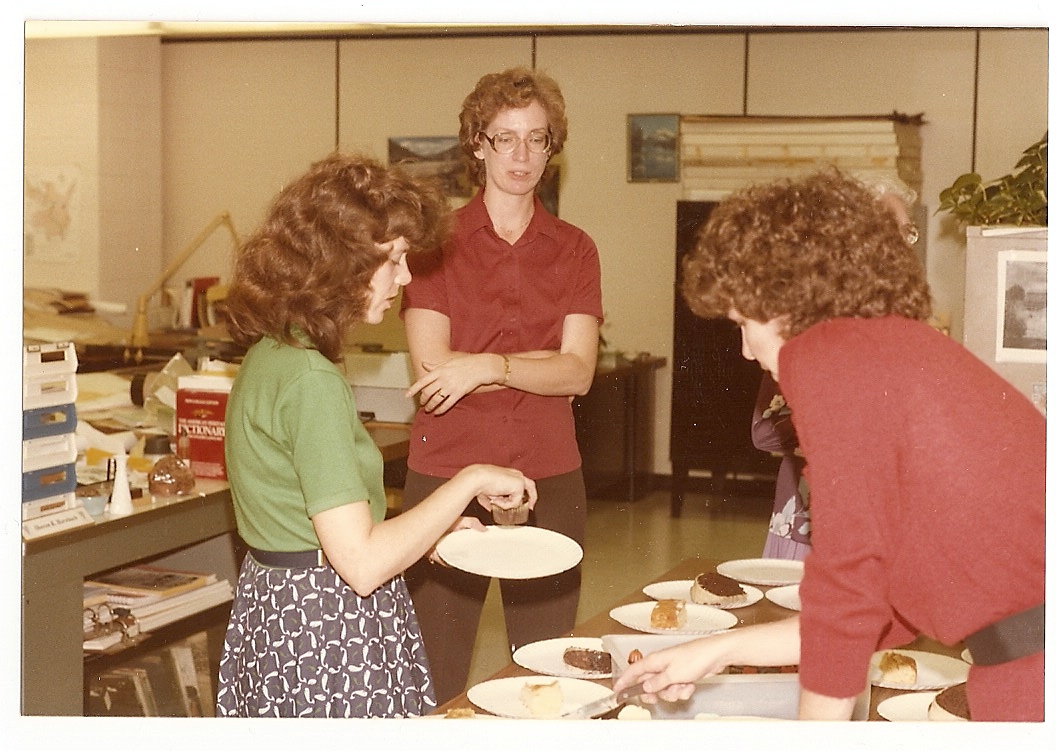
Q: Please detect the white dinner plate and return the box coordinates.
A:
[764,584,801,611]
[609,601,738,635]
[716,558,805,586]
[642,580,763,610]
[876,691,939,722]
[466,676,612,719]
[435,526,583,579]
[513,636,612,679]
[869,650,970,690]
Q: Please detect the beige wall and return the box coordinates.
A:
[23,27,1048,477]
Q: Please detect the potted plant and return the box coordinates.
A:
[937,132,1047,227]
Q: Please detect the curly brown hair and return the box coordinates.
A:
[682,168,932,339]
[225,152,450,362]
[459,67,568,187]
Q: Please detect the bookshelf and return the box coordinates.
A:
[22,481,238,716]
[22,423,411,716]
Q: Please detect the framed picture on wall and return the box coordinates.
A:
[388,136,474,203]
[627,114,680,183]
[996,249,1047,363]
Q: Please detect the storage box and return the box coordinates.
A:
[176,374,233,479]
[601,633,868,720]
[23,371,77,410]
[22,432,78,474]
[343,351,417,423]
[22,491,78,521]
[23,341,78,376]
[22,462,78,502]
[22,402,78,440]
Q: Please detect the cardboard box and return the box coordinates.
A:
[176,374,233,479]
[343,351,416,423]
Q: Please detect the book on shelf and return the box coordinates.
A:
[88,564,217,606]
[119,579,234,633]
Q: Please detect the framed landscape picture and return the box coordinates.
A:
[627,113,679,182]
[388,136,474,202]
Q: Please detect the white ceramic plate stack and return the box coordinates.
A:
[435,526,583,579]
[876,691,941,721]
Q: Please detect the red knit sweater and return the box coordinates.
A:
[780,317,1045,717]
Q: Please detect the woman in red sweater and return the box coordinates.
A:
[615,169,1045,721]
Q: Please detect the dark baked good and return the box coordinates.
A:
[562,646,612,673]
[690,571,747,607]
[148,454,196,496]
[928,682,971,721]
[492,501,529,525]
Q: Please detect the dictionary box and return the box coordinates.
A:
[176,374,234,479]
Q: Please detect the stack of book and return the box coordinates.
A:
[85,564,233,639]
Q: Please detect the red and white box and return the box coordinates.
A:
[176,374,234,479]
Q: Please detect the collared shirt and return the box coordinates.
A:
[401,190,603,478]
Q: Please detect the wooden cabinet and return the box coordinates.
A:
[669,201,778,516]
[574,355,665,502]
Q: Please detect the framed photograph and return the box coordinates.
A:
[627,114,680,182]
[995,249,1047,363]
[388,136,474,202]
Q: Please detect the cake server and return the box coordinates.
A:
[560,683,646,719]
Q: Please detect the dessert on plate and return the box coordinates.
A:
[650,599,687,630]
[562,646,611,673]
[877,650,917,686]
[928,682,971,721]
[520,679,563,718]
[690,571,748,607]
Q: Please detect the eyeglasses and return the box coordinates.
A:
[479,130,552,154]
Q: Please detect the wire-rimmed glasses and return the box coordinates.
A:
[479,129,552,154]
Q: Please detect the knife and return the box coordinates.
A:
[560,683,647,719]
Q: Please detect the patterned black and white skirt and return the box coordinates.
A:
[216,554,436,717]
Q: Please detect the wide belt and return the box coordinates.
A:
[964,603,1044,666]
[249,547,328,569]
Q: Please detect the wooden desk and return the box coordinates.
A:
[436,557,965,721]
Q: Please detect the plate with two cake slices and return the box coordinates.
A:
[642,579,764,609]
[513,636,612,679]
[609,601,738,636]
[868,649,970,690]
[716,558,805,587]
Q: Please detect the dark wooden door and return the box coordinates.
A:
[669,200,778,516]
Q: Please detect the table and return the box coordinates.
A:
[573,355,666,502]
[436,557,966,721]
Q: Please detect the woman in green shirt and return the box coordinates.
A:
[216,153,537,718]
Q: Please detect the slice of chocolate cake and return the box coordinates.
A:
[690,571,748,607]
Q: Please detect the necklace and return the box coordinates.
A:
[495,212,533,242]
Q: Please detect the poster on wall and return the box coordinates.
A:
[627,113,680,182]
[24,166,81,263]
[388,136,474,205]
[995,249,1047,363]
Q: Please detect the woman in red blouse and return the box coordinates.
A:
[399,67,603,705]
[615,169,1044,721]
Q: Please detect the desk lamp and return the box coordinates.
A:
[127,211,240,361]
